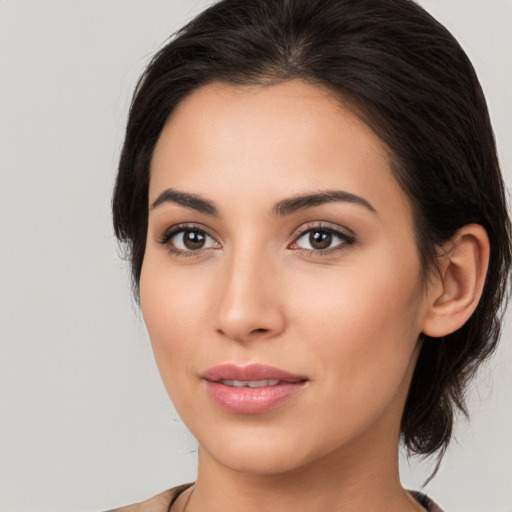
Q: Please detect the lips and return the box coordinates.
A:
[201,364,308,414]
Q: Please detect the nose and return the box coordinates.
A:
[214,248,286,343]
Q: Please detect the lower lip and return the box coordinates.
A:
[204,380,307,414]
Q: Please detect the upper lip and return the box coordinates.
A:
[201,363,307,382]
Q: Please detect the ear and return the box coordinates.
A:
[421,224,490,338]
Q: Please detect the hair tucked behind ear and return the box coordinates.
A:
[112,0,511,473]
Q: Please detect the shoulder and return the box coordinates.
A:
[105,483,193,512]
[410,491,445,512]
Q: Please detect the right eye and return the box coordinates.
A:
[159,225,220,255]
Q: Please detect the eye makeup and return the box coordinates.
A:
[289,221,356,257]
[156,220,356,260]
[157,223,220,258]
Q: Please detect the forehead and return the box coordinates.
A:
[149,79,410,221]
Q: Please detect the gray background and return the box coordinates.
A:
[0,1,511,511]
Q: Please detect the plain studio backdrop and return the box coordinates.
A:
[0,1,511,511]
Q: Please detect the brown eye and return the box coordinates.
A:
[309,230,332,250]
[160,226,219,253]
[292,226,355,253]
[182,230,206,250]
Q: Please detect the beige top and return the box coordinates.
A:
[107,483,444,512]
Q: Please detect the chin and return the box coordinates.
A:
[195,421,341,477]
[207,443,310,476]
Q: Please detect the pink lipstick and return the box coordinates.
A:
[201,364,307,414]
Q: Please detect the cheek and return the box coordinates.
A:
[279,262,423,448]
[140,247,213,332]
[139,255,208,387]
[284,249,423,383]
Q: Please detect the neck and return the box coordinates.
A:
[188,430,422,512]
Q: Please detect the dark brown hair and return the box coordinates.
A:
[112,0,511,469]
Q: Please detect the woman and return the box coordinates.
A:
[110,0,511,510]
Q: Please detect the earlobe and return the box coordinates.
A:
[421,224,490,338]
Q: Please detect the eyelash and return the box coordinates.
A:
[157,223,217,258]
[157,222,355,258]
[290,222,356,255]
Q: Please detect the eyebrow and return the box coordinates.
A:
[150,188,377,217]
[151,189,219,216]
[271,190,377,217]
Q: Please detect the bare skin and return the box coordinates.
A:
[141,80,489,512]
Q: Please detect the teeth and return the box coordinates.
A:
[220,379,280,388]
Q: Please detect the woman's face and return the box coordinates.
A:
[140,80,433,475]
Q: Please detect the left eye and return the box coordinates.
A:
[293,228,353,251]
